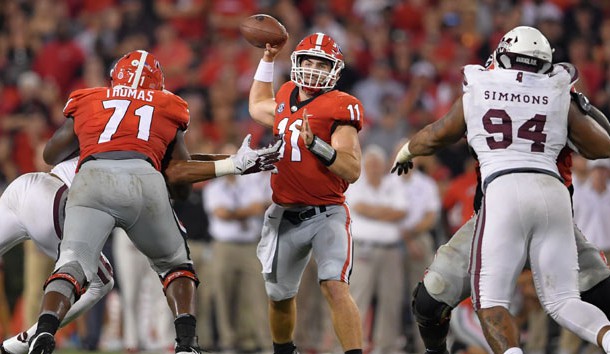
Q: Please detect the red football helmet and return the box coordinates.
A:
[110,50,165,90]
[290,33,344,91]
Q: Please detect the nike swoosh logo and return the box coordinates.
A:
[268,216,277,219]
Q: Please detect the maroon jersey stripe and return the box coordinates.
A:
[471,198,487,310]
[52,184,69,240]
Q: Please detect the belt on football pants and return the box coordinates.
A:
[283,206,327,225]
[483,167,563,191]
[80,151,154,168]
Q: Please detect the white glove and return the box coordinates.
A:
[215,134,282,176]
[390,141,414,176]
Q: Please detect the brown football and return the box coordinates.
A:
[240,14,288,48]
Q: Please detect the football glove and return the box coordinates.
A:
[390,140,414,176]
[232,134,282,175]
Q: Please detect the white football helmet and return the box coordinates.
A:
[492,26,553,73]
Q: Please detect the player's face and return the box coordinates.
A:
[300,57,331,85]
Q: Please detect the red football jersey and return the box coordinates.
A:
[271,82,364,205]
[64,86,189,171]
[557,146,573,188]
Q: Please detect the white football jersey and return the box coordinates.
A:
[50,157,78,187]
[462,64,572,184]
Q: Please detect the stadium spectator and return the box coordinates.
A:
[346,145,408,354]
[203,145,270,353]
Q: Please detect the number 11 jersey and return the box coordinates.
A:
[271,82,364,206]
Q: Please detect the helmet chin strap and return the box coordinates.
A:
[498,54,512,69]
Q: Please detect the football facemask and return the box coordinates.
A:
[290,33,344,91]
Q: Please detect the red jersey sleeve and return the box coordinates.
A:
[63,88,98,118]
[330,92,364,132]
[162,90,190,131]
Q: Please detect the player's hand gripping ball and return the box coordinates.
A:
[240,14,288,48]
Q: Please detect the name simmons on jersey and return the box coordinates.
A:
[484,90,549,105]
[106,86,154,102]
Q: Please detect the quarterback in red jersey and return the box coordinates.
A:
[249,33,364,354]
[270,83,362,205]
[27,50,280,354]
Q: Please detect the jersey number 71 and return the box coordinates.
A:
[98,99,154,143]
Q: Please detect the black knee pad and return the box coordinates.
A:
[412,281,453,327]
[160,263,200,292]
[412,281,453,351]
[582,276,610,319]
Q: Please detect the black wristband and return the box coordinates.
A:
[308,135,337,166]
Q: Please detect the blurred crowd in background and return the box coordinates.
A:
[0,0,610,353]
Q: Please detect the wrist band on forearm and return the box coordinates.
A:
[254,59,274,83]
[397,141,413,161]
[308,136,337,166]
[214,158,235,177]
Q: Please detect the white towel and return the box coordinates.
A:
[257,203,284,274]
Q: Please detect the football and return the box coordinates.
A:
[240,14,288,49]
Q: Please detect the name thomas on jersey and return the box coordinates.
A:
[106,86,154,102]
